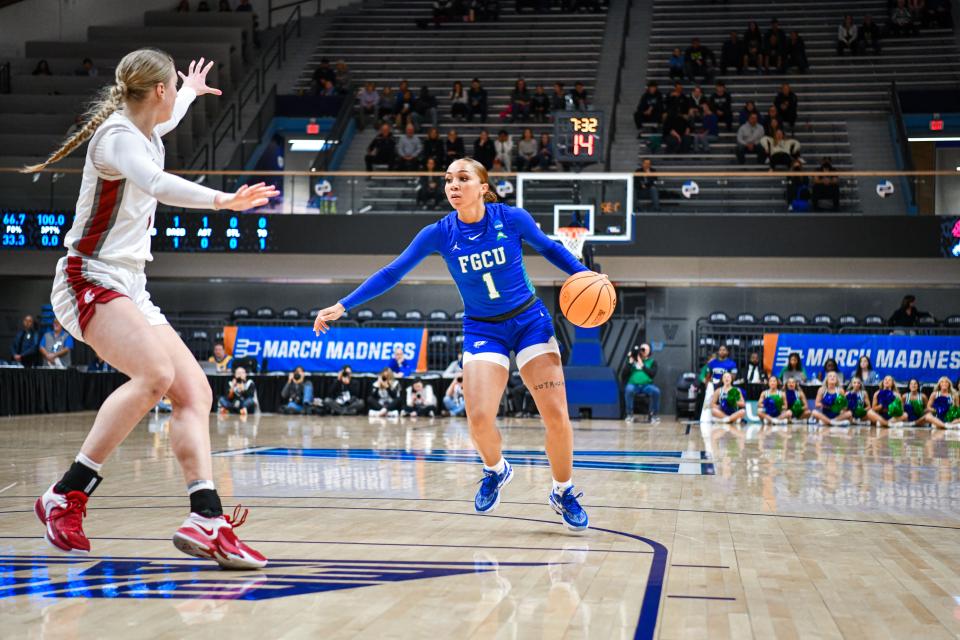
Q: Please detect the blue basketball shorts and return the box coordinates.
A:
[461,299,559,370]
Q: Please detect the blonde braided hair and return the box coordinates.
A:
[22,48,175,174]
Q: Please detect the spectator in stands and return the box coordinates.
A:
[858,15,882,53]
[765,18,785,44]
[531,85,551,122]
[176,0,190,11]
[433,0,455,25]
[334,60,351,94]
[570,81,589,110]
[397,124,423,171]
[624,343,660,423]
[684,38,715,83]
[709,81,734,132]
[662,110,691,153]
[811,371,852,425]
[779,352,808,383]
[710,371,746,423]
[75,57,98,77]
[761,129,800,170]
[720,31,744,74]
[889,294,929,326]
[635,158,660,212]
[762,105,780,136]
[510,78,531,122]
[853,355,879,385]
[323,366,364,415]
[312,59,336,91]
[235,0,252,10]
[744,351,767,384]
[467,77,488,122]
[812,157,840,211]
[786,158,811,211]
[690,104,716,152]
[32,59,52,76]
[507,369,535,417]
[39,319,73,369]
[763,32,785,73]
[784,30,809,72]
[367,367,402,417]
[208,342,232,372]
[316,79,336,97]
[926,0,951,27]
[443,352,463,377]
[394,87,415,129]
[449,81,468,121]
[355,82,380,131]
[837,15,859,54]
[535,132,555,170]
[403,378,437,417]
[377,86,395,123]
[413,86,439,130]
[219,366,257,416]
[634,81,664,132]
[689,85,705,110]
[515,128,538,171]
[473,129,496,169]
[816,358,844,386]
[422,127,445,167]
[738,100,758,125]
[743,21,763,71]
[736,112,766,164]
[389,346,413,377]
[889,0,918,36]
[219,0,232,11]
[365,123,396,171]
[908,0,927,27]
[197,0,211,10]
[444,128,465,163]
[494,129,514,171]
[417,157,443,209]
[550,81,571,114]
[280,366,311,414]
[774,83,798,133]
[444,375,466,416]
[10,314,39,368]
[668,48,685,81]
[664,82,690,118]
[705,345,738,384]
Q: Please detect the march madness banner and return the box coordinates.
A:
[762,333,960,382]
[222,326,428,373]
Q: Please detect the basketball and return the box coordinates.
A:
[559,271,615,328]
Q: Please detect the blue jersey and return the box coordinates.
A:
[339,203,587,318]
[707,358,738,384]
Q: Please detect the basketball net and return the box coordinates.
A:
[557,226,589,260]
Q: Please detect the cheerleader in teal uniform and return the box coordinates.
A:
[784,376,811,422]
[709,371,747,423]
[845,377,876,425]
[902,378,928,427]
[757,376,791,424]
[870,375,904,427]
[926,376,960,429]
[811,371,852,426]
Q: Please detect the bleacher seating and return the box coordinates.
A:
[255,306,275,319]
[637,0,960,212]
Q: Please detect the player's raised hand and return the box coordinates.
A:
[214,182,279,211]
[178,58,222,96]
[314,303,345,335]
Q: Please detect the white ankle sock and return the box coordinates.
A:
[484,458,506,475]
[187,480,216,494]
[76,452,103,473]
[552,478,573,495]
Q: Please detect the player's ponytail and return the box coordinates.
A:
[21,48,175,174]
[483,190,498,204]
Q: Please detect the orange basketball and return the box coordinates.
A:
[559,271,616,328]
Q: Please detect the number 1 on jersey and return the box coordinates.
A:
[482,272,501,299]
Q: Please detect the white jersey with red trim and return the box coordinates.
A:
[63,87,221,269]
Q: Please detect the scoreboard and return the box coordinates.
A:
[553,111,605,164]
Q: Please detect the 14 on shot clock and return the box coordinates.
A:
[553,110,605,164]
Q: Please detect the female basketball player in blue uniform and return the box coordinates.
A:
[313,157,601,531]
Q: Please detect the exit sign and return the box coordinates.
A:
[306,123,320,134]
[930,119,944,131]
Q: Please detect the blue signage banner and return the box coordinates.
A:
[763,333,960,383]
[226,326,427,373]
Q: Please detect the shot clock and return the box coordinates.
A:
[553,111,605,164]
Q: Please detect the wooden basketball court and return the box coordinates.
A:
[1,412,958,638]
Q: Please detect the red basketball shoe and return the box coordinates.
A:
[173,505,267,570]
[35,485,91,553]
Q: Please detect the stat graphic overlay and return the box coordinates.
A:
[553,111,605,163]
[2,212,70,249]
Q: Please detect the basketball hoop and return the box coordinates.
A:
[557,226,590,260]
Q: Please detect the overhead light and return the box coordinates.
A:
[907,136,960,142]
[288,139,338,151]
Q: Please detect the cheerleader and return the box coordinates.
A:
[926,376,960,429]
[843,377,873,424]
[757,376,791,424]
[811,371,852,426]
[783,376,811,422]
[870,375,905,427]
[709,371,746,423]
[902,378,928,426]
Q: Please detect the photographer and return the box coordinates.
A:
[323,366,365,416]
[624,343,661,423]
[367,367,402,417]
[218,366,257,416]
[444,375,466,416]
[280,366,313,414]
[403,378,438,417]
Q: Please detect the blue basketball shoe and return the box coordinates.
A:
[474,461,513,513]
[549,486,589,532]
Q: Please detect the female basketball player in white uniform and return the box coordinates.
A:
[24,49,276,568]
